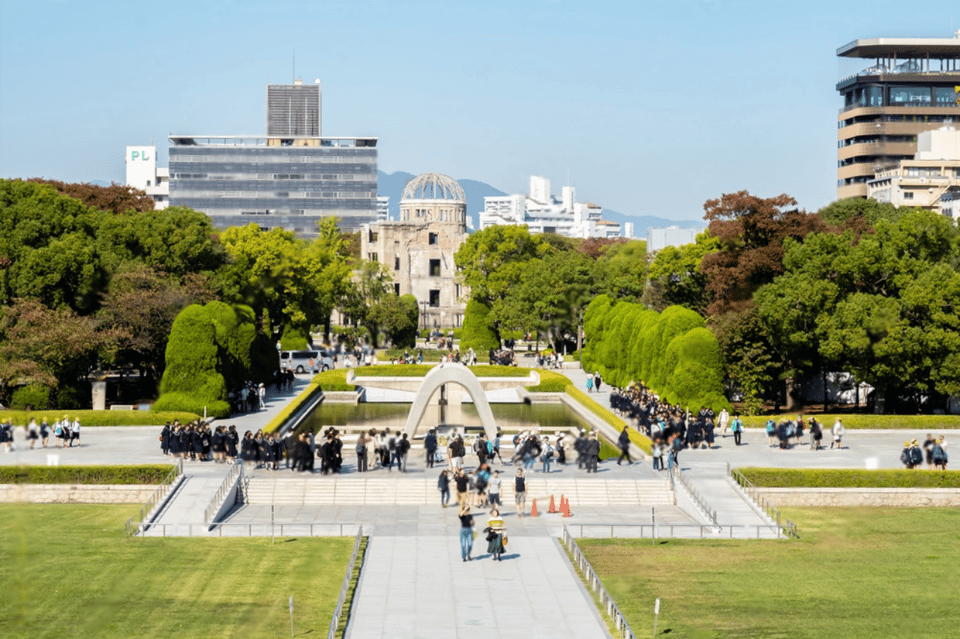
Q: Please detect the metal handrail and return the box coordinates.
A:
[670,468,719,528]
[204,463,243,525]
[727,463,799,539]
[328,527,365,639]
[137,522,362,537]
[562,528,638,639]
[565,522,790,539]
[125,458,183,537]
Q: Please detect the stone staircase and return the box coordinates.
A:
[240,475,674,507]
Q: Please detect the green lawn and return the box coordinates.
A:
[0,504,354,639]
[579,507,960,638]
[742,413,960,430]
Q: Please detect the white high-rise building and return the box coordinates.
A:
[480,175,617,239]
[125,146,169,209]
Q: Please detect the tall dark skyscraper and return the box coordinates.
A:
[267,80,321,137]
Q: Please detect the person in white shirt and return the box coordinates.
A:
[718,408,730,438]
[71,418,81,447]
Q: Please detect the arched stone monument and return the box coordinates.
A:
[403,363,498,440]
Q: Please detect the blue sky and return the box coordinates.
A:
[1,0,959,220]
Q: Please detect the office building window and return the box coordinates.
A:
[904,192,914,199]
[429,290,440,307]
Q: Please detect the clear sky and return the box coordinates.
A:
[1,0,959,220]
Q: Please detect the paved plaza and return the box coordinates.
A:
[3,367,958,638]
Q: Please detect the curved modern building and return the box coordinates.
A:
[836,33,960,199]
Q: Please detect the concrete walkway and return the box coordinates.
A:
[346,536,610,639]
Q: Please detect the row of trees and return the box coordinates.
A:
[581,296,728,411]
[0,179,417,410]
[646,193,960,413]
[454,225,648,352]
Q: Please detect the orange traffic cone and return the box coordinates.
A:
[562,498,572,518]
[548,495,557,513]
[559,494,566,512]
[530,499,539,517]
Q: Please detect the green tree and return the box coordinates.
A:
[460,299,500,355]
[339,260,394,348]
[643,232,719,314]
[593,239,648,302]
[700,191,825,317]
[455,225,547,311]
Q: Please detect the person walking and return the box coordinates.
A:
[454,468,470,508]
[488,470,502,508]
[831,418,845,450]
[458,504,475,562]
[425,428,437,468]
[718,408,730,438]
[514,469,527,517]
[70,417,81,447]
[484,509,506,561]
[594,371,602,393]
[356,432,368,472]
[438,470,451,508]
[617,426,632,466]
[541,440,554,473]
[731,414,743,446]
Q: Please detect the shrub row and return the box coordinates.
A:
[526,370,570,392]
[0,464,176,485]
[581,295,729,412]
[740,414,960,430]
[739,467,960,488]
[311,368,356,391]
[346,364,531,378]
[565,386,653,455]
[0,410,201,427]
[380,348,445,362]
[263,383,324,434]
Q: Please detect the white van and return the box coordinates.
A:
[279,350,334,374]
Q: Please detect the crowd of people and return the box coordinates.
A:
[901,435,949,470]
[227,382,267,414]
[1,416,82,451]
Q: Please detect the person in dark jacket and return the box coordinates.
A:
[617,426,632,466]
[425,429,438,468]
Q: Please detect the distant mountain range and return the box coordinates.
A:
[377,171,703,235]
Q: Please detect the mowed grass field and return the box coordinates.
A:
[0,504,354,639]
[579,508,960,638]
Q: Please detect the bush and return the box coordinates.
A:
[264,383,324,434]
[460,299,500,353]
[0,410,201,427]
[10,384,52,410]
[280,325,310,350]
[151,393,231,419]
[0,464,176,484]
[56,384,90,410]
[565,386,652,454]
[739,414,960,429]
[381,348,445,362]
[739,467,960,488]
[526,370,570,392]
[312,368,356,391]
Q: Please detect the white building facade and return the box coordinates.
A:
[646,226,705,252]
[867,126,960,216]
[125,146,169,209]
[480,175,618,238]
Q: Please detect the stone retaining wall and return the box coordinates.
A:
[757,487,960,507]
[0,484,156,504]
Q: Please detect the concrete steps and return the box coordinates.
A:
[241,476,674,507]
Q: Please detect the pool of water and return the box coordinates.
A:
[297,401,591,436]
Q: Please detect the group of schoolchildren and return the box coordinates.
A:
[763,416,843,450]
[901,434,949,470]
[0,416,81,451]
[353,429,411,472]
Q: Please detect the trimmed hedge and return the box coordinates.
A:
[740,414,960,430]
[347,364,531,378]
[0,410,201,427]
[311,368,356,391]
[739,467,960,489]
[581,295,730,413]
[0,464,176,485]
[565,386,653,455]
[11,384,52,410]
[526,370,570,392]
[460,299,500,353]
[381,348,445,362]
[263,383,324,434]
